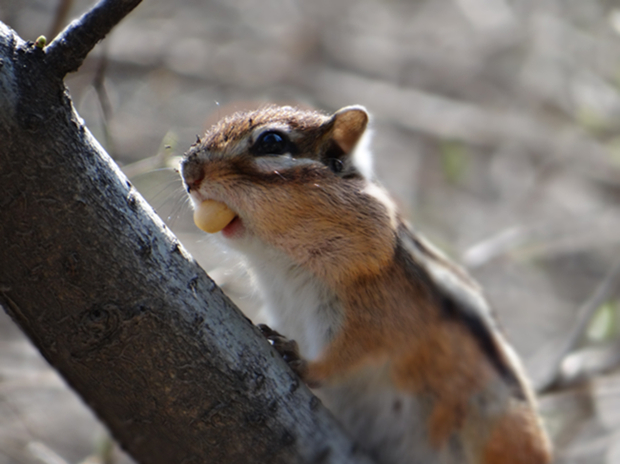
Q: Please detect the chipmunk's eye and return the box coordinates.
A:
[327,158,344,174]
[253,131,289,156]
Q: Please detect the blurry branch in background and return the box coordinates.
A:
[48,0,74,39]
[557,340,620,389]
[460,219,620,393]
[462,218,620,269]
[120,130,180,179]
[91,41,117,157]
[27,441,70,464]
[534,258,620,392]
[27,437,116,464]
[462,227,528,269]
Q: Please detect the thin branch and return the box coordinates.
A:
[45,0,142,77]
[536,257,620,392]
[555,340,620,388]
[92,41,117,157]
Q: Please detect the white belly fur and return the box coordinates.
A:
[231,238,462,464]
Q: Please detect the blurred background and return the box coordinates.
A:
[2,0,620,462]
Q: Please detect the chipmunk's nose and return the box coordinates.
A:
[180,152,205,193]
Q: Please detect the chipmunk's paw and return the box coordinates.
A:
[258,324,309,381]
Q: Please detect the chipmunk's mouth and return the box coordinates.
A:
[192,199,246,239]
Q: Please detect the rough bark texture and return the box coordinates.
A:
[0,9,372,464]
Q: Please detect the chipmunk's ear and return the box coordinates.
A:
[329,106,369,154]
[321,106,373,178]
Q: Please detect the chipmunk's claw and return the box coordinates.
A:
[258,324,309,380]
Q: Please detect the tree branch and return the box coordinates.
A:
[45,0,142,77]
[535,257,620,392]
[0,12,372,464]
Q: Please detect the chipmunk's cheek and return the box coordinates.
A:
[193,199,237,234]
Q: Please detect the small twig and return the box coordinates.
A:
[555,339,620,388]
[27,442,69,464]
[537,257,620,392]
[92,41,117,157]
[92,43,112,123]
[45,0,142,77]
[462,226,526,268]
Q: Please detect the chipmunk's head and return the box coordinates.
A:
[181,105,396,283]
[182,104,373,187]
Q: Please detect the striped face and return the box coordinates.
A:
[180,105,397,285]
[182,105,371,190]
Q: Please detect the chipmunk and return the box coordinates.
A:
[180,105,552,464]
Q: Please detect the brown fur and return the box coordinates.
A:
[181,105,553,464]
[483,402,552,464]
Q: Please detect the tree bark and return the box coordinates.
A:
[0,2,373,463]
